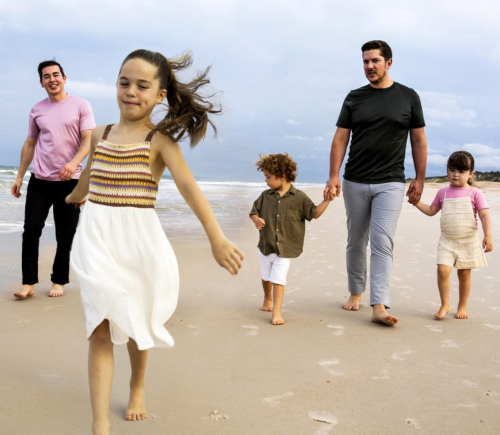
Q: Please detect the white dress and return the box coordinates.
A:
[71,125,179,350]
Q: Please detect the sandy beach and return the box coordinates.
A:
[1,184,500,435]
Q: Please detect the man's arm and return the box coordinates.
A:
[407,127,427,205]
[11,136,38,198]
[59,129,93,181]
[324,127,350,200]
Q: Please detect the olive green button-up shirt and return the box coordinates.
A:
[249,185,317,258]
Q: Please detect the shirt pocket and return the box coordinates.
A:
[286,206,302,221]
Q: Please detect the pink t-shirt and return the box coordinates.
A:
[27,94,96,181]
[431,186,488,227]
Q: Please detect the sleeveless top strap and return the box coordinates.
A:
[102,124,114,141]
[145,128,156,143]
[444,187,448,199]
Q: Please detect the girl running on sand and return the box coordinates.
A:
[414,151,492,320]
[66,49,243,435]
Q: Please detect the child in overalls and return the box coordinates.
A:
[415,151,493,320]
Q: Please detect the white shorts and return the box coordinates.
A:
[258,251,291,286]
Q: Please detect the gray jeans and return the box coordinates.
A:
[342,180,405,308]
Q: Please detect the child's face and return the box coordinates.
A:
[263,171,286,190]
[447,167,472,188]
[117,58,167,122]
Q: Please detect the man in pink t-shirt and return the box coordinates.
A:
[11,60,96,299]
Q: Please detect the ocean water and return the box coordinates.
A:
[0,165,322,240]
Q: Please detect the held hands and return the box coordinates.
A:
[11,178,23,198]
[211,236,244,275]
[251,215,266,230]
[483,235,493,253]
[59,161,78,181]
[323,176,340,201]
[406,179,423,205]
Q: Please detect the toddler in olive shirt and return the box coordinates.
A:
[249,153,331,325]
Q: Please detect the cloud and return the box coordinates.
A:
[66,79,115,99]
[462,143,499,156]
[419,91,477,127]
[312,136,324,141]
[286,119,301,125]
[285,135,307,140]
[489,41,500,66]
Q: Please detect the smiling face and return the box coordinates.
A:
[117,58,167,123]
[363,49,392,85]
[447,167,473,188]
[40,65,66,98]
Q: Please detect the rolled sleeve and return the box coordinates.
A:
[250,193,264,216]
[303,195,317,221]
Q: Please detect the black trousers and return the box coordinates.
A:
[22,175,80,285]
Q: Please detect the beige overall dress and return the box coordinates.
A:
[437,187,487,269]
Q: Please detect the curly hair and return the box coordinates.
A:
[256,153,297,182]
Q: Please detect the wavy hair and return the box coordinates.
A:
[256,153,298,182]
[121,49,221,146]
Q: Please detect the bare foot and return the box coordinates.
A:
[434,305,450,320]
[272,315,285,325]
[92,420,110,435]
[343,294,361,311]
[125,387,147,421]
[371,306,398,326]
[455,305,468,319]
[261,297,273,312]
[48,284,65,297]
[14,285,35,300]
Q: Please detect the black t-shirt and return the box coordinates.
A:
[336,82,425,184]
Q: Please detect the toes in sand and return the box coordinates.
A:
[434,306,450,320]
[342,294,361,311]
[125,388,147,422]
[371,312,399,326]
[48,284,65,298]
[14,285,35,300]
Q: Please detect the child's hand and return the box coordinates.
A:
[211,237,244,275]
[65,194,86,208]
[483,235,493,252]
[251,216,266,230]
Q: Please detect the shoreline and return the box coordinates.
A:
[1,186,500,434]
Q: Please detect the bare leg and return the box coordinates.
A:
[126,339,148,421]
[371,304,399,326]
[89,320,114,435]
[435,265,452,320]
[261,279,273,312]
[456,269,471,319]
[343,294,362,311]
[48,283,65,297]
[13,284,35,299]
[272,284,285,325]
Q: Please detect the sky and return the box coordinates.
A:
[0,0,499,182]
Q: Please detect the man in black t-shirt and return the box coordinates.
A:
[324,40,427,326]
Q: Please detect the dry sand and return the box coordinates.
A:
[1,184,500,435]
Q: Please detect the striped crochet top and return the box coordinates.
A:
[88,124,158,208]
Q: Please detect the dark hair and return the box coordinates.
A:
[38,60,65,81]
[361,40,392,62]
[121,49,220,147]
[447,151,475,186]
[256,153,298,182]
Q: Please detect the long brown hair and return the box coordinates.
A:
[121,49,221,146]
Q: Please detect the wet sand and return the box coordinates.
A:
[1,184,500,435]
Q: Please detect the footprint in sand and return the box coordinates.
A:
[372,370,390,380]
[326,325,345,336]
[490,307,500,314]
[405,418,421,429]
[441,339,459,348]
[485,390,500,404]
[484,324,500,331]
[458,402,478,408]
[287,287,301,294]
[242,325,259,336]
[17,319,32,324]
[262,391,294,407]
[391,350,413,361]
[462,380,478,386]
[318,359,344,376]
[249,293,257,297]
[309,411,338,434]
[187,325,199,335]
[392,276,403,282]
[425,325,443,333]
[474,297,486,302]
[44,305,62,310]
